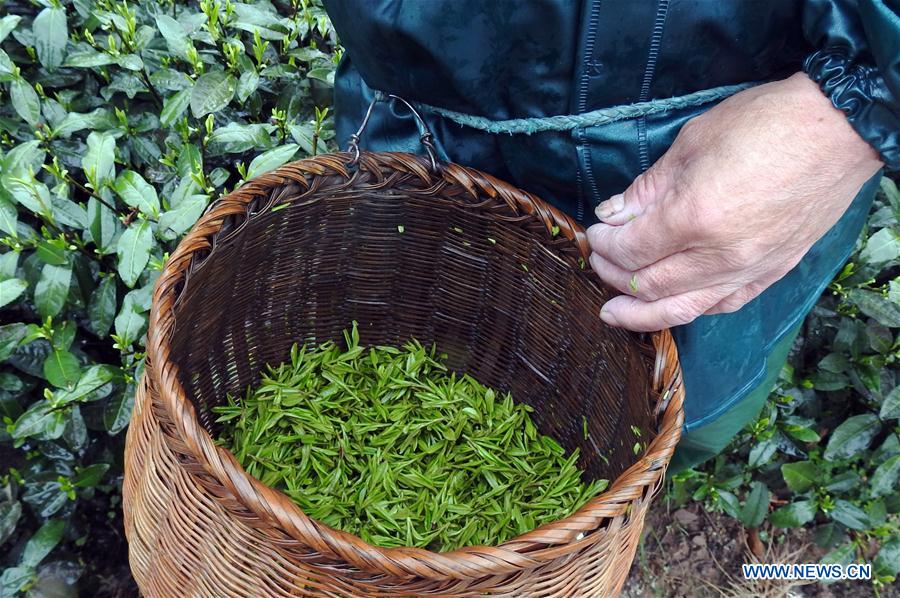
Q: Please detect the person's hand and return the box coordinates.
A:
[587,72,883,332]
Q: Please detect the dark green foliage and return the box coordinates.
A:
[671,178,900,588]
[214,325,608,552]
[0,0,338,594]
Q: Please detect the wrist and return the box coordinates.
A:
[786,72,883,173]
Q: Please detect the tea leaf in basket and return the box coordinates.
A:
[214,323,608,552]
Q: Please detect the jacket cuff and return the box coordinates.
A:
[803,49,900,170]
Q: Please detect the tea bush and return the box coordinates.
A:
[0,0,897,595]
[673,178,900,589]
[0,0,338,594]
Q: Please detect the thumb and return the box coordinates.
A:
[594,161,673,225]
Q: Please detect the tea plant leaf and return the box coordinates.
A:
[208,122,273,153]
[814,523,845,549]
[157,194,207,240]
[12,401,65,441]
[21,519,65,567]
[289,123,328,155]
[34,264,71,319]
[114,171,160,217]
[82,132,116,189]
[307,67,334,85]
[155,15,191,60]
[875,537,900,578]
[748,437,777,467]
[72,464,109,488]
[769,500,817,528]
[824,470,860,493]
[32,7,67,71]
[783,424,820,443]
[848,289,900,328]
[43,349,81,389]
[159,87,191,127]
[811,370,848,391]
[62,405,87,451]
[880,386,900,420]
[823,414,881,461]
[2,140,44,175]
[116,220,153,288]
[236,69,259,102]
[246,144,298,179]
[0,48,13,77]
[35,239,67,265]
[116,54,143,71]
[103,385,135,435]
[866,321,892,354]
[781,461,818,493]
[10,78,40,126]
[0,194,17,236]
[860,227,900,265]
[190,71,236,118]
[738,481,769,528]
[113,298,146,348]
[871,454,900,498]
[86,195,120,254]
[820,542,856,570]
[0,323,27,361]
[829,499,870,530]
[0,278,28,309]
[0,252,16,279]
[0,15,21,44]
[0,255,16,282]
[7,177,52,217]
[54,364,117,404]
[817,353,849,373]
[64,46,116,68]
[0,501,22,545]
[88,276,117,338]
[1,567,34,595]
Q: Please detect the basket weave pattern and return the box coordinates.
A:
[123,152,685,597]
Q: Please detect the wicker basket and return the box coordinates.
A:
[123,150,685,597]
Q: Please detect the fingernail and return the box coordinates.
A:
[600,307,619,327]
[595,194,625,219]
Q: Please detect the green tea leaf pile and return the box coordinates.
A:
[214,325,608,552]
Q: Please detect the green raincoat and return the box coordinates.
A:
[322,0,900,470]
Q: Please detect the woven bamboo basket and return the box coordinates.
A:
[123,146,685,597]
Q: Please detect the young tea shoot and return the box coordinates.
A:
[214,324,608,552]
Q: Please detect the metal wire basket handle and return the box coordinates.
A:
[347,93,439,171]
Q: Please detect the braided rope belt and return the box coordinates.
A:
[372,82,758,135]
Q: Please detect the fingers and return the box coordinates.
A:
[588,152,691,270]
[704,284,764,315]
[595,193,644,226]
[599,285,731,332]
[704,263,797,315]
[595,193,626,220]
[587,210,690,271]
[594,244,798,329]
[589,249,752,302]
[595,158,675,226]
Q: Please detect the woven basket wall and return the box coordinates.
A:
[123,151,685,597]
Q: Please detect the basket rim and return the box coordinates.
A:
[144,150,686,580]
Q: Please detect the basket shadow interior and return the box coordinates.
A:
[166,153,658,494]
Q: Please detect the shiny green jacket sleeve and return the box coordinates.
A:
[803,0,900,168]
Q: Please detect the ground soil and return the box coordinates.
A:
[75,494,137,598]
[622,498,897,598]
